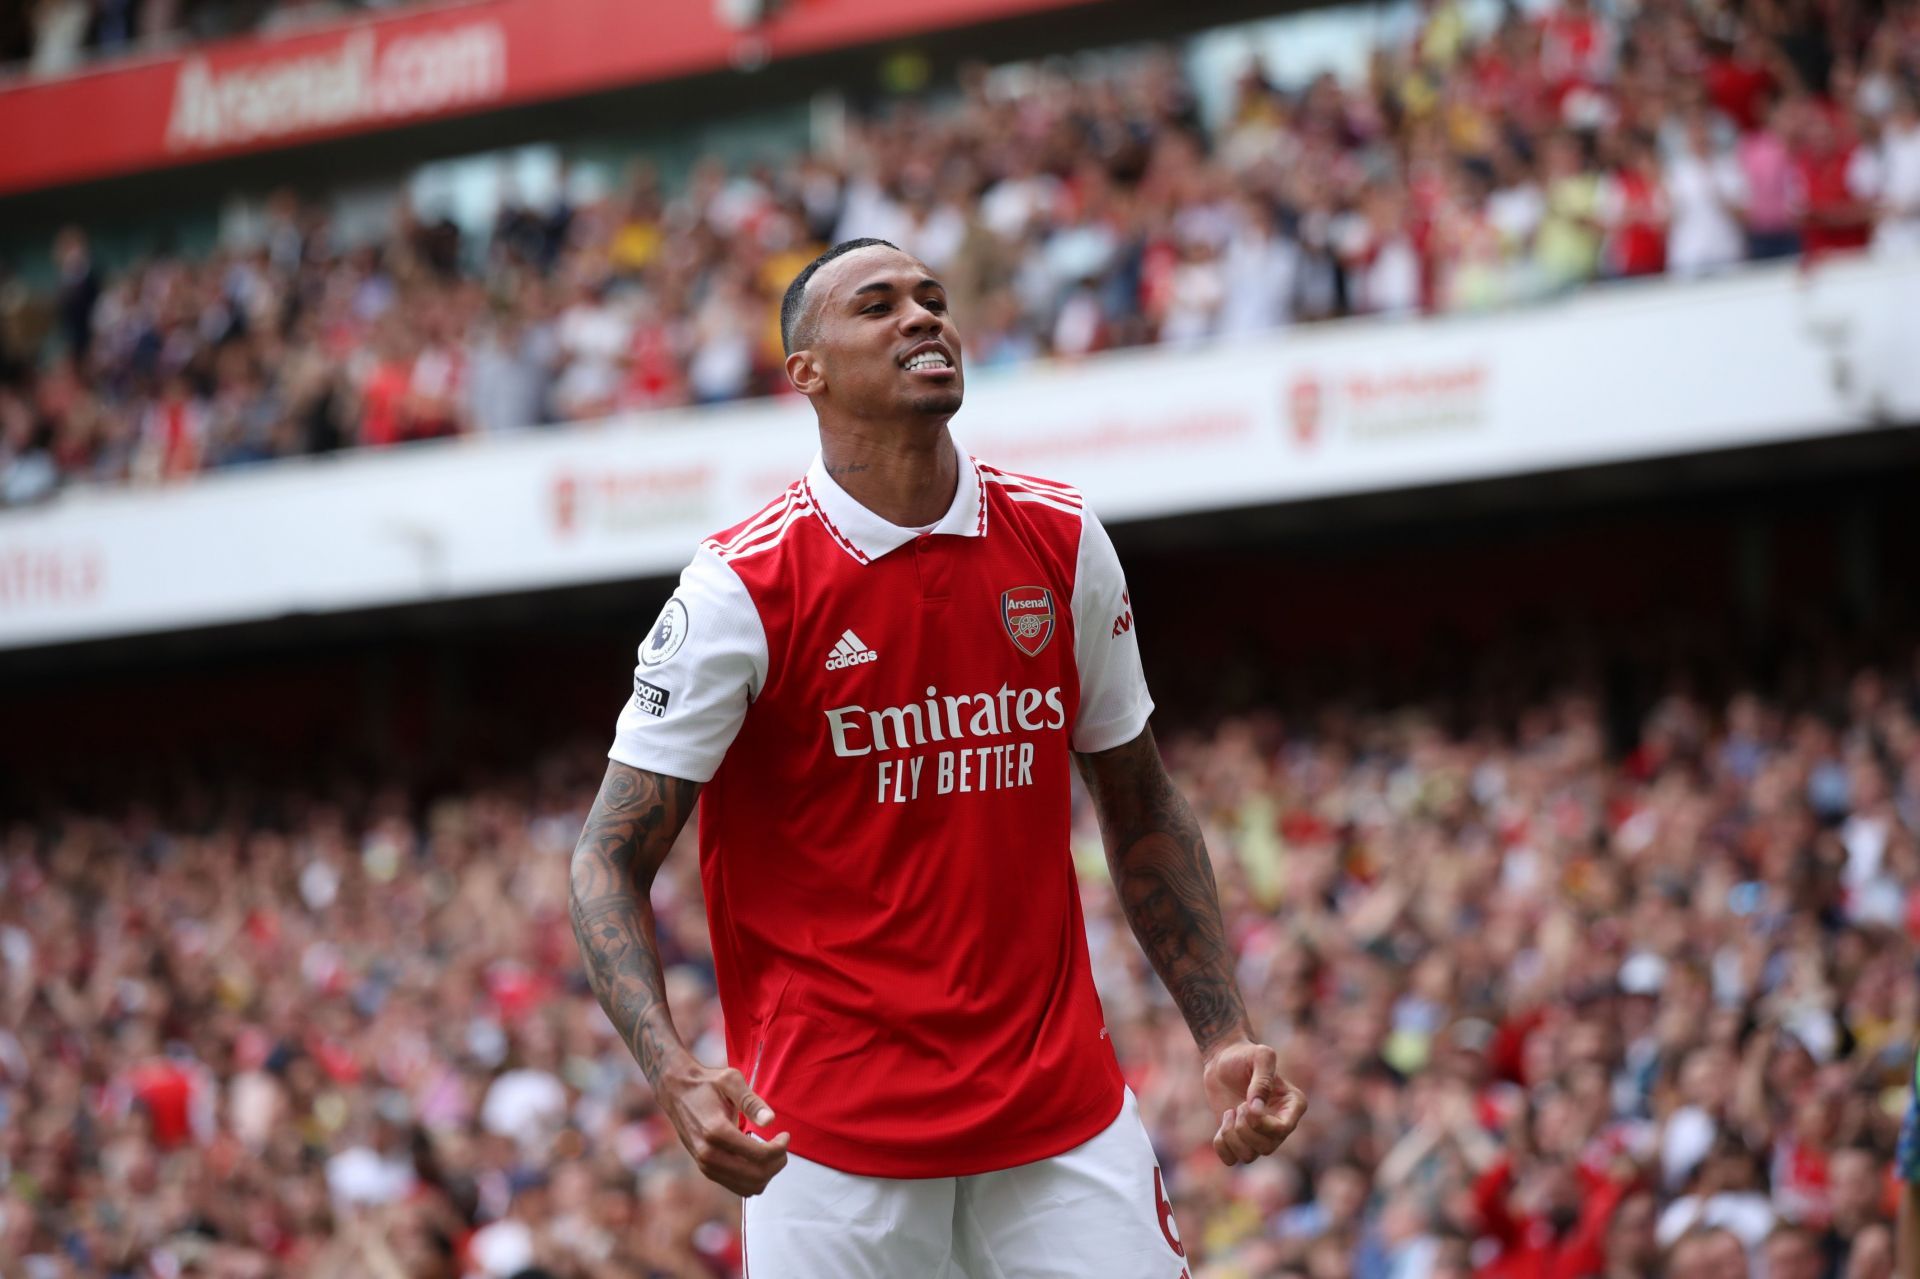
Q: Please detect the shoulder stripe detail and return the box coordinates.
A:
[977,465,1080,498]
[717,498,815,562]
[706,492,794,555]
[709,488,801,554]
[979,470,1083,506]
[801,477,871,565]
[1004,490,1086,517]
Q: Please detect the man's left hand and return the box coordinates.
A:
[1204,1038,1307,1166]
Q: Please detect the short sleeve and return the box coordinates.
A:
[1070,505,1154,753]
[608,546,768,783]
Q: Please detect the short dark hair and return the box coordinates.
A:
[780,237,900,355]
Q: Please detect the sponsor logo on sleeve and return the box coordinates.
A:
[631,678,670,718]
[1000,586,1056,657]
[640,598,689,667]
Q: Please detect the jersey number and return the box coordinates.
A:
[1154,1166,1185,1258]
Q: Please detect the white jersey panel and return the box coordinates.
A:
[608,545,768,783]
[1069,505,1154,754]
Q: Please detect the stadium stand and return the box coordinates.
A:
[3,0,1917,504]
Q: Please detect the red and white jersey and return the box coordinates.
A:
[608,437,1153,1178]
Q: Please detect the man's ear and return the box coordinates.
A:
[785,349,825,397]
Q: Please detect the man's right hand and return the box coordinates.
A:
[657,1056,791,1196]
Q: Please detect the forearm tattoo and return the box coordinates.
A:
[1078,731,1251,1055]
[569,763,701,1086]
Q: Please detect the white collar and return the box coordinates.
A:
[803,437,987,565]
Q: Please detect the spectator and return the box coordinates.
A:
[1337,183,1422,317]
[1604,1191,1664,1279]
[1602,132,1671,279]
[1667,112,1751,278]
[1825,1147,1893,1275]
[1793,107,1873,260]
[27,0,88,77]
[466,304,555,436]
[1657,1137,1778,1256]
[1535,132,1607,291]
[52,226,99,364]
[1434,164,1514,312]
[550,276,630,421]
[1671,1225,1752,1279]
[1767,1222,1828,1279]
[1851,88,1920,258]
[1740,97,1804,260]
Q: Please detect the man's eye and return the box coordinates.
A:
[924,298,947,312]
[863,303,889,315]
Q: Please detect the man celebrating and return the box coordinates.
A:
[570,238,1304,1275]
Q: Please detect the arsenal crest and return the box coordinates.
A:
[1001,586,1056,657]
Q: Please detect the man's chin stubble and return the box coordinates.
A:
[907,390,964,417]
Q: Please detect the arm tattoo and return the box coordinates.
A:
[569,762,701,1086]
[1077,729,1252,1056]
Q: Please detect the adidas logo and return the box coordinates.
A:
[824,629,879,671]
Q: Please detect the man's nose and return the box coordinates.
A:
[900,302,943,333]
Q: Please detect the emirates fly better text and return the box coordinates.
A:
[824,684,1066,804]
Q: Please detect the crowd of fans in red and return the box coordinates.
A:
[4,0,1920,505]
[3,627,1919,1279]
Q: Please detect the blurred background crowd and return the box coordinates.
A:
[4,0,1919,504]
[5,616,1920,1279]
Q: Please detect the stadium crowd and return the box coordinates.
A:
[6,0,1920,503]
[4,629,1920,1279]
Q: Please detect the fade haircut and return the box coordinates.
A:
[780,237,901,356]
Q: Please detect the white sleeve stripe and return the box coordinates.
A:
[706,499,787,555]
[978,464,1077,493]
[980,470,1083,503]
[1005,491,1085,516]
[990,468,1082,499]
[717,500,815,562]
[711,490,800,553]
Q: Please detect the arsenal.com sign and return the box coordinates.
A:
[166,23,506,152]
[0,0,1100,196]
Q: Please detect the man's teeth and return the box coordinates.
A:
[905,352,951,371]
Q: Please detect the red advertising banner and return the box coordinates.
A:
[0,0,1096,197]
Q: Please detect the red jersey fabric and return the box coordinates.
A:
[1536,9,1608,99]
[359,359,412,448]
[124,1059,198,1148]
[1794,147,1872,258]
[608,439,1153,1178]
[1472,1159,1628,1279]
[1703,55,1774,132]
[1606,169,1668,276]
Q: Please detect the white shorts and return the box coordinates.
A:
[741,1088,1190,1279]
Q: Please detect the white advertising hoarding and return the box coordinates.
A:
[2,256,1916,651]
